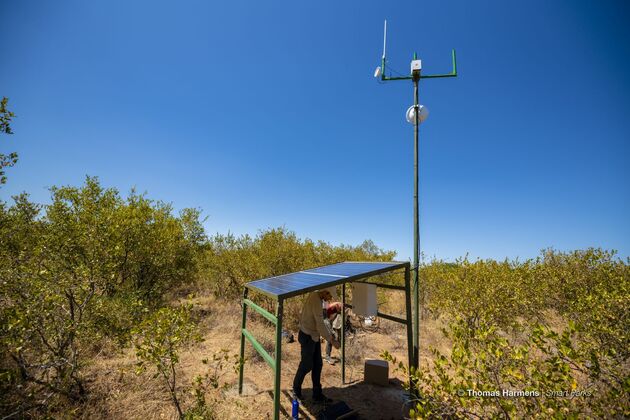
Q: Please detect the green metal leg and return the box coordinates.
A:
[413,266,419,370]
[273,299,284,420]
[238,288,248,394]
[404,267,415,393]
[341,283,346,385]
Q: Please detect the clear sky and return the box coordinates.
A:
[1,1,628,262]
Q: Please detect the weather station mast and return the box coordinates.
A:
[374,20,458,371]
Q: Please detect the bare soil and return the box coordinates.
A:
[80,293,448,420]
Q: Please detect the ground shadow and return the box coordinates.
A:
[272,378,409,419]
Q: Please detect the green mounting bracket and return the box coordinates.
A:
[381,49,457,81]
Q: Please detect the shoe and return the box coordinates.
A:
[312,393,333,403]
[324,356,335,365]
[291,389,304,403]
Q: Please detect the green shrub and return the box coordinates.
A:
[384,248,629,418]
[204,227,395,298]
[0,178,206,416]
[186,349,242,420]
[133,303,202,419]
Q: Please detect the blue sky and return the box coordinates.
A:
[1,1,628,261]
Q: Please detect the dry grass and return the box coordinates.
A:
[74,290,446,419]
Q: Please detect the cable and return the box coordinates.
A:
[387,65,408,77]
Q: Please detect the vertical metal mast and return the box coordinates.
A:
[375,21,458,371]
[412,52,421,369]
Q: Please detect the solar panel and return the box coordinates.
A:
[245,261,408,299]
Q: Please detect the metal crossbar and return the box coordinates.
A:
[344,303,408,325]
[243,299,277,325]
[242,328,275,369]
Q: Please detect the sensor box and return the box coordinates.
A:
[364,359,389,386]
[411,59,422,72]
[352,283,377,317]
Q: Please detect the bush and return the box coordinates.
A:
[383,248,629,418]
[203,227,395,299]
[133,303,202,419]
[187,349,242,420]
[0,178,206,416]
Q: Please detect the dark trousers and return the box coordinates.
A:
[292,330,323,397]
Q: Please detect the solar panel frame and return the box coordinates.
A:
[245,261,409,300]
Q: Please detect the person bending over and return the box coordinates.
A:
[292,290,339,403]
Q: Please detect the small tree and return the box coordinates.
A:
[0,96,17,185]
[188,349,243,419]
[133,303,202,418]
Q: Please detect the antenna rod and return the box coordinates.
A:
[381,20,387,79]
[383,20,387,59]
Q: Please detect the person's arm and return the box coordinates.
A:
[312,297,333,343]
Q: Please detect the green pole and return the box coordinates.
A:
[273,299,284,420]
[376,31,458,369]
[238,288,248,394]
[412,52,420,370]
[341,283,346,384]
[452,49,457,75]
[404,266,414,385]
